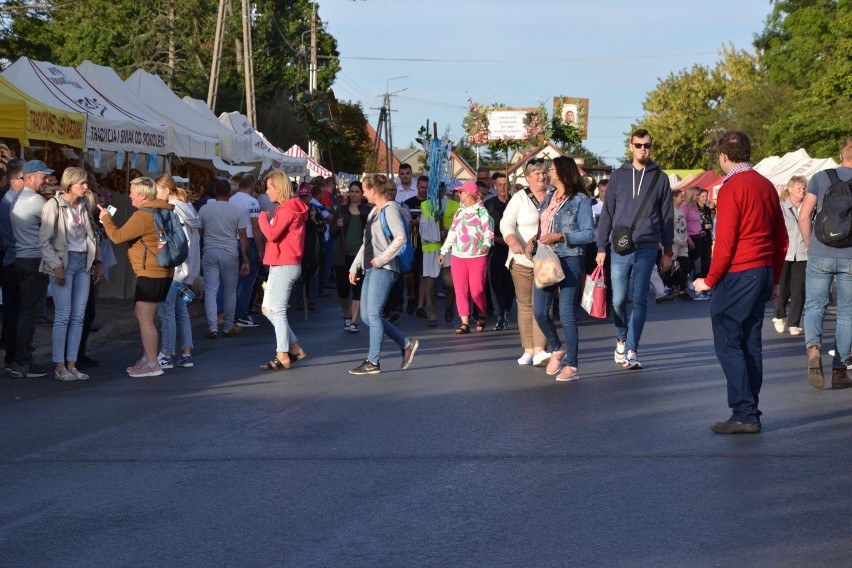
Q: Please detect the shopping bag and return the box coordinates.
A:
[533,245,565,288]
[581,265,607,318]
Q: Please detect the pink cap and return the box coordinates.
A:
[456,181,479,195]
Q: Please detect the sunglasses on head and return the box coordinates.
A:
[526,158,549,168]
[633,143,652,150]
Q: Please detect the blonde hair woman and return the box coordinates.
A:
[257,171,308,370]
[99,176,175,377]
[154,174,201,368]
[39,167,100,381]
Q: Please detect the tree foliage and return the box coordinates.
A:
[0,0,355,156]
[632,1,851,168]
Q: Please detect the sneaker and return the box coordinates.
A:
[845,355,852,371]
[614,340,626,365]
[235,316,260,328]
[126,357,146,373]
[655,294,675,303]
[678,291,694,302]
[9,361,49,378]
[349,323,360,334]
[546,350,566,376]
[494,315,507,331]
[157,352,174,370]
[416,307,427,318]
[623,351,643,370]
[55,367,78,382]
[222,326,242,337]
[710,420,761,434]
[532,351,551,367]
[204,330,218,339]
[179,354,194,368]
[694,292,711,301]
[384,310,400,323]
[406,299,416,315]
[772,318,785,333]
[664,287,673,296]
[401,338,419,370]
[68,367,90,381]
[128,360,164,377]
[349,360,381,375]
[343,319,352,332]
[555,366,581,382]
[789,326,802,336]
[517,353,534,365]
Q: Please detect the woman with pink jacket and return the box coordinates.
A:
[257,171,308,370]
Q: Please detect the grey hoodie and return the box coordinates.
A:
[596,159,674,253]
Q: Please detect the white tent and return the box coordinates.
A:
[2,57,168,155]
[218,111,307,176]
[283,144,333,178]
[753,149,839,193]
[77,61,220,161]
[126,70,254,164]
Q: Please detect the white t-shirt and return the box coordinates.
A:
[395,184,417,203]
[198,200,247,255]
[229,191,260,239]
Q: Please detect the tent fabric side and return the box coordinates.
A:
[0,76,86,148]
[284,144,332,178]
[219,112,307,176]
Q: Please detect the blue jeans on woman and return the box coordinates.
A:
[263,264,301,353]
[533,255,584,368]
[360,268,408,365]
[51,251,90,364]
[610,247,658,352]
[158,281,193,355]
[804,256,852,370]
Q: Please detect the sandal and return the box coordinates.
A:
[455,323,470,335]
[475,318,486,332]
[287,349,307,362]
[259,357,290,371]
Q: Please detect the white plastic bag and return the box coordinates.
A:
[533,245,565,288]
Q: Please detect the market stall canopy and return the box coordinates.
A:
[126,70,254,164]
[0,76,85,148]
[753,149,839,193]
[76,61,219,160]
[2,57,168,154]
[284,144,333,178]
[219,111,307,176]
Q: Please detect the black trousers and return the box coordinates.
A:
[488,246,514,315]
[15,258,49,365]
[774,260,807,326]
[2,263,20,365]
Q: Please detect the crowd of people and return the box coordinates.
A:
[0,132,849,436]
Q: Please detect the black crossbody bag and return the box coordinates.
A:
[611,170,661,254]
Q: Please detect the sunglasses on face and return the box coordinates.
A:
[633,143,652,150]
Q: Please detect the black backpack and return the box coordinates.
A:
[813,169,852,248]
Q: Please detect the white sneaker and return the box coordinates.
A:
[517,352,534,365]
[623,351,643,370]
[156,352,174,369]
[772,318,785,333]
[789,326,802,336]
[532,351,551,367]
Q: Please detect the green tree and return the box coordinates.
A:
[755,0,852,157]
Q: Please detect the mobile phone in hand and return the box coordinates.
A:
[107,205,117,216]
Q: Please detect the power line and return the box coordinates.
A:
[331,51,718,64]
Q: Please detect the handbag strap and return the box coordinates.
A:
[627,169,661,231]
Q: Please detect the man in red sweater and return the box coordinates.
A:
[694,131,788,434]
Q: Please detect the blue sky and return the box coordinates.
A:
[320,0,774,166]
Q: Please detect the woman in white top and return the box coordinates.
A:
[500,159,551,366]
[39,167,100,381]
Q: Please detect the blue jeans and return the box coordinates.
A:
[533,255,584,368]
[360,268,408,365]
[710,266,772,424]
[158,281,193,355]
[263,264,300,353]
[804,256,852,369]
[51,252,90,363]
[236,240,259,321]
[610,247,658,352]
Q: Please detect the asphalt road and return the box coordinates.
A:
[1,294,851,567]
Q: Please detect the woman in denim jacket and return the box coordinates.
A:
[531,156,595,381]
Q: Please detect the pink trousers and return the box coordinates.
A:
[450,255,487,317]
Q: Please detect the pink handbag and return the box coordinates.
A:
[581,265,607,319]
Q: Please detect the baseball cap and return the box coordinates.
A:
[22,160,54,175]
[456,181,479,195]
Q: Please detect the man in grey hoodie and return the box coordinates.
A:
[596,129,674,370]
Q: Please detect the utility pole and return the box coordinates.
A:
[241,0,256,126]
[207,0,227,110]
[308,3,319,161]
